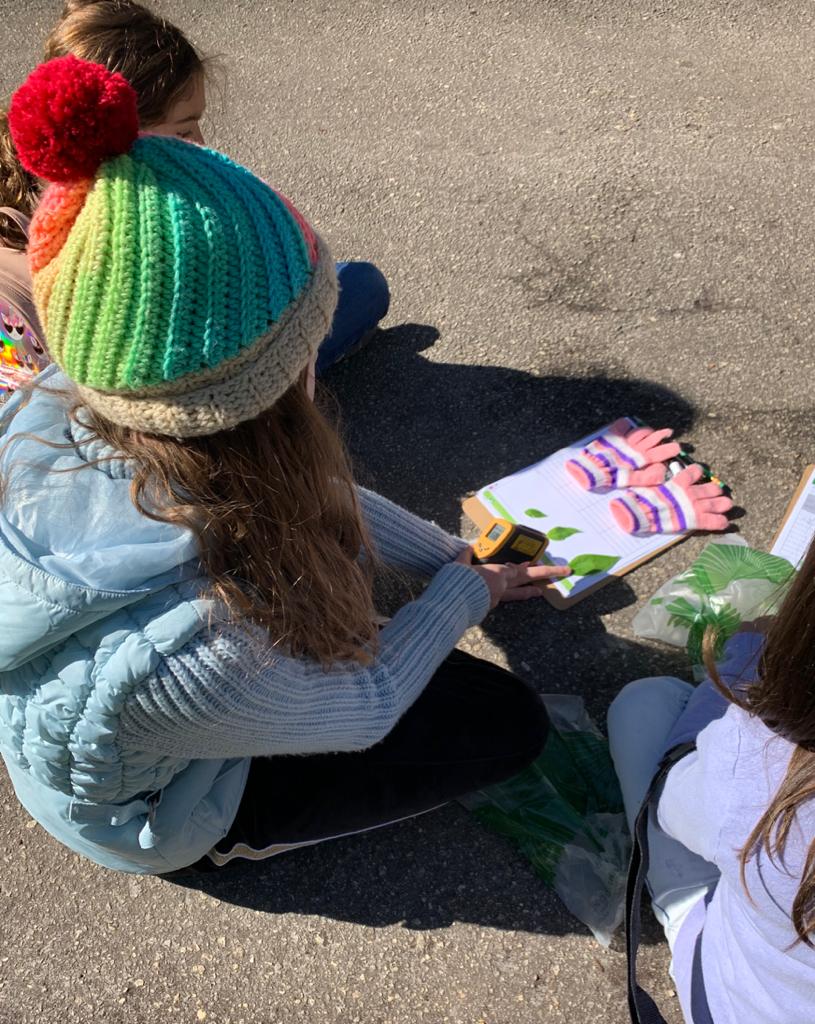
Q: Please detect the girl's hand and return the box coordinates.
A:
[456,547,571,609]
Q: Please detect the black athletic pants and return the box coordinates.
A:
[192,649,549,868]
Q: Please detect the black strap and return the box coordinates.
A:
[626,741,697,1024]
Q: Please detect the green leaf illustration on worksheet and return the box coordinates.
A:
[483,490,516,523]
[568,553,620,577]
[524,508,547,518]
[546,526,581,542]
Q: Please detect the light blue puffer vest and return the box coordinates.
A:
[0,370,250,873]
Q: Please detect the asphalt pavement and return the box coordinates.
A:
[2,2,814,1022]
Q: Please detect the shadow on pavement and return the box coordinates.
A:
[166,804,628,940]
[166,802,672,944]
[324,322,695,533]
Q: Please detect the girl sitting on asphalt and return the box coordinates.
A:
[0,56,570,873]
[609,558,815,1023]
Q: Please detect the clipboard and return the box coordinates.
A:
[770,464,815,565]
[461,422,689,609]
[461,493,685,608]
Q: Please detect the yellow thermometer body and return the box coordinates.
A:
[473,518,549,565]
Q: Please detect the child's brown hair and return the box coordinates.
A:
[0,0,205,249]
[1,373,380,668]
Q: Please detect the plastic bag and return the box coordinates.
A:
[632,536,795,676]
[460,694,629,946]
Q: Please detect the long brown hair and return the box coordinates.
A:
[705,538,815,945]
[0,0,206,249]
[1,376,379,666]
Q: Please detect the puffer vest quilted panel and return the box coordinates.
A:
[0,578,210,803]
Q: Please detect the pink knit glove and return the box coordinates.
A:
[609,464,733,535]
[566,418,681,491]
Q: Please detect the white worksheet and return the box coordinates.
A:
[476,425,680,601]
[771,467,815,568]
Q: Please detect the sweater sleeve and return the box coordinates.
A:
[358,487,470,578]
[118,561,490,760]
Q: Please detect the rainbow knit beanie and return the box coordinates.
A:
[8,55,337,437]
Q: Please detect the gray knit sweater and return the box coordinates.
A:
[118,488,491,760]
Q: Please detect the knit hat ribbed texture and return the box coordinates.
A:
[9,55,337,436]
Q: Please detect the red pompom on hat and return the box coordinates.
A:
[9,54,139,183]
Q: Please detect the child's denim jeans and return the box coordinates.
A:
[607,676,720,955]
[316,261,390,375]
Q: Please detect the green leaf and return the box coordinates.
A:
[546,526,581,542]
[664,596,744,665]
[665,595,699,625]
[686,603,742,665]
[681,543,795,597]
[568,553,620,577]
[524,507,547,518]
